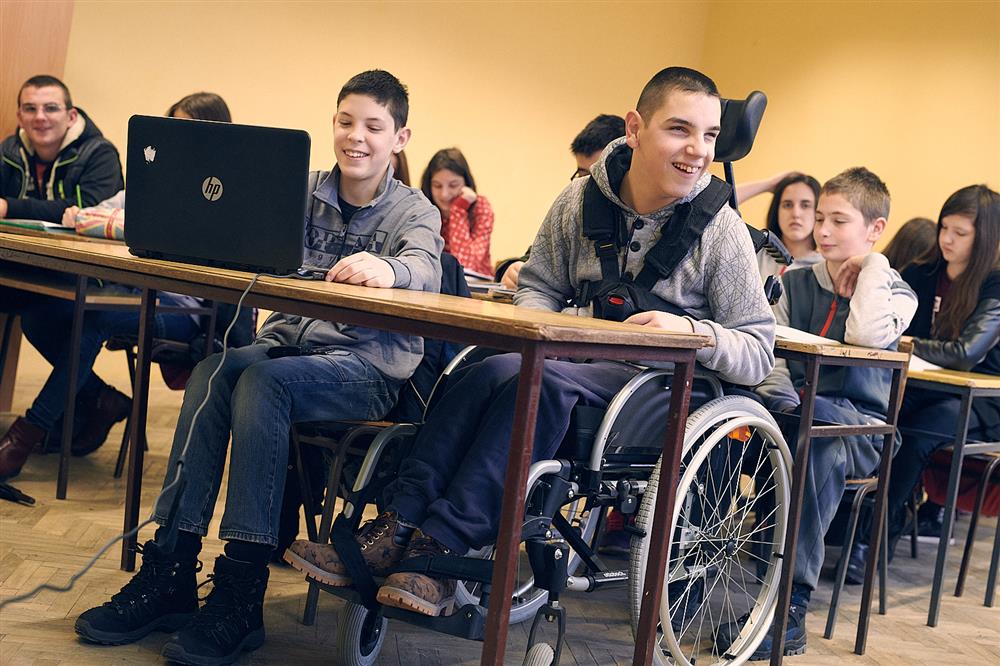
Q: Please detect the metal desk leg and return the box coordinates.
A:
[986,511,1000,607]
[0,313,22,413]
[856,364,905,653]
[57,276,88,500]
[927,390,973,626]
[121,288,156,571]
[481,345,545,666]
[633,358,695,665]
[771,355,820,666]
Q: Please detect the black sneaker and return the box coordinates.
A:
[75,540,200,645]
[714,602,807,660]
[160,554,268,665]
[668,577,704,634]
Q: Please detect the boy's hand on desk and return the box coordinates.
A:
[835,255,865,298]
[500,261,523,290]
[624,310,694,333]
[326,251,395,288]
[62,206,80,227]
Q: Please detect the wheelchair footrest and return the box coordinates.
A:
[382,603,488,641]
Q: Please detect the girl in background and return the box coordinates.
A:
[421,148,494,276]
[738,172,823,278]
[882,216,937,273]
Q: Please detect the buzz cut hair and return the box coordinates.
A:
[635,66,719,120]
[821,167,891,225]
[337,70,409,131]
[18,74,73,109]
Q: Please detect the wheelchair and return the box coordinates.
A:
[289,90,794,666]
[292,344,792,666]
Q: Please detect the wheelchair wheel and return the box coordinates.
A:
[628,395,792,666]
[453,484,599,625]
[522,642,556,666]
[334,601,388,666]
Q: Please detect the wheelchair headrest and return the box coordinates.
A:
[714,91,767,164]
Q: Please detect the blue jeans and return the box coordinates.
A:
[790,396,884,590]
[386,354,639,553]
[152,344,395,547]
[17,292,201,432]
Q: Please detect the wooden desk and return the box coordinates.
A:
[904,367,1000,624]
[0,233,709,666]
[770,339,909,663]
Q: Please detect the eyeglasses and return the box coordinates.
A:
[570,167,590,181]
[18,103,67,116]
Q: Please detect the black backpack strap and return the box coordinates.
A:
[581,177,624,283]
[634,176,732,290]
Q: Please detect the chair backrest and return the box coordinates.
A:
[715,91,767,164]
[384,252,472,422]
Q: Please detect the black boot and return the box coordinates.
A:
[161,554,268,665]
[75,540,200,645]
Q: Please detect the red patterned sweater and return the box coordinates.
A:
[441,194,494,276]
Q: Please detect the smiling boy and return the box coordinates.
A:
[74,70,442,665]
[0,75,123,222]
[285,67,775,619]
[731,167,917,659]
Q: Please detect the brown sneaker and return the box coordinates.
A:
[376,530,456,617]
[283,511,413,587]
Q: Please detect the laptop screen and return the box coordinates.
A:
[124,115,311,275]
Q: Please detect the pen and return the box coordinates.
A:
[76,184,82,208]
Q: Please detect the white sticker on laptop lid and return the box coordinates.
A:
[143,146,156,163]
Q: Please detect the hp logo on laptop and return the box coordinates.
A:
[202,176,224,202]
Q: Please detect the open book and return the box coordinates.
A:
[774,324,841,346]
[908,354,944,372]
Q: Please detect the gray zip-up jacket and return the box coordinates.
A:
[516,138,775,386]
[756,254,918,417]
[256,166,443,384]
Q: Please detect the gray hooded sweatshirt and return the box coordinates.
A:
[516,138,775,386]
[255,166,443,384]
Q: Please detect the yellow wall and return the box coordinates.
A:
[62,1,999,261]
[63,0,708,262]
[702,1,1000,247]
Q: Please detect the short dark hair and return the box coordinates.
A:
[570,114,625,156]
[821,167,891,224]
[636,67,719,120]
[167,92,232,123]
[420,148,476,202]
[18,74,73,109]
[337,70,409,130]
[766,173,821,243]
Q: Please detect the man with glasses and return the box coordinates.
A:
[496,114,625,289]
[0,75,123,222]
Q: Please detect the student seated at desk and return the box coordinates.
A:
[0,93,239,481]
[421,147,494,277]
[736,171,823,278]
[495,114,625,290]
[848,184,1000,582]
[284,66,775,619]
[737,167,917,659]
[0,75,123,223]
[74,70,443,665]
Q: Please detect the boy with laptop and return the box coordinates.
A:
[715,167,917,658]
[74,70,443,665]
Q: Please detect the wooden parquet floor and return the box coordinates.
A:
[1,343,999,665]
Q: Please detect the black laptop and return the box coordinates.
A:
[125,115,311,274]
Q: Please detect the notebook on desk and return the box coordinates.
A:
[124,115,311,274]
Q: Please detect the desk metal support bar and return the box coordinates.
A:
[57,276,88,500]
[481,344,545,665]
[771,355,820,665]
[121,288,157,571]
[927,390,973,626]
[633,357,695,665]
[855,363,906,654]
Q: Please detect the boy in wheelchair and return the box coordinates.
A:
[721,167,918,659]
[285,66,776,628]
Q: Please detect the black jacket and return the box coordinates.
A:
[1,108,124,222]
[902,262,1000,435]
